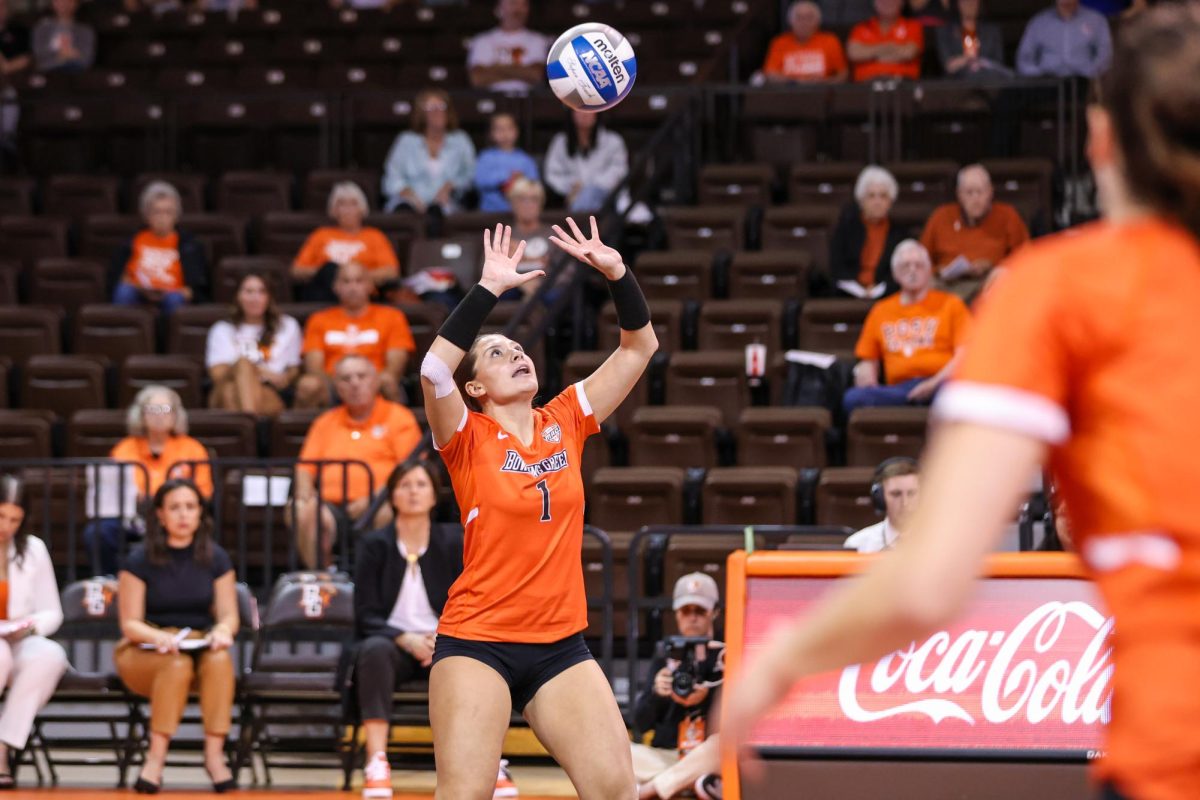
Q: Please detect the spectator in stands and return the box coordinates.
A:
[0,475,69,790]
[110,181,208,316]
[474,111,540,213]
[919,163,1030,302]
[329,0,400,8]
[32,0,93,72]
[115,478,238,794]
[502,177,560,300]
[294,182,400,303]
[1017,0,1112,78]
[467,0,549,93]
[758,1,848,83]
[206,273,302,416]
[906,0,957,24]
[845,457,919,552]
[84,386,213,576]
[844,240,970,414]
[634,573,725,800]
[296,262,415,409]
[545,110,629,213]
[0,0,31,79]
[289,355,423,569]
[829,165,909,297]
[937,0,1010,77]
[847,0,924,82]
[382,89,476,231]
[350,461,464,800]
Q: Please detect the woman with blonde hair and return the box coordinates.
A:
[293,182,400,303]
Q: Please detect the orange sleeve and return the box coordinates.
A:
[827,35,848,74]
[855,304,884,361]
[302,313,325,356]
[1006,205,1030,253]
[762,34,788,75]
[848,22,869,46]
[544,384,601,452]
[365,229,400,271]
[386,308,416,353]
[294,229,329,269]
[436,410,481,474]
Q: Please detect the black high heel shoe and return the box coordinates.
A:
[133,775,161,794]
[205,766,237,794]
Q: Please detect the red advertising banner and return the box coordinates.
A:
[742,571,1113,755]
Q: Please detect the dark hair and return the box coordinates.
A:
[0,474,30,566]
[565,110,604,158]
[411,88,459,134]
[873,456,918,485]
[1101,5,1200,239]
[454,335,487,412]
[230,272,282,354]
[147,478,213,567]
[385,460,441,517]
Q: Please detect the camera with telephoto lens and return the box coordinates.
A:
[663,635,712,699]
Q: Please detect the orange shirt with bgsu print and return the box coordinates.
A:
[293,227,400,273]
[124,231,184,291]
[762,31,848,80]
[855,289,971,384]
[301,305,416,374]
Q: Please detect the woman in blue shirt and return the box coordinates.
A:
[474,112,540,213]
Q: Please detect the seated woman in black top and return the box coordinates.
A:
[115,479,238,794]
[828,165,909,297]
[352,461,463,796]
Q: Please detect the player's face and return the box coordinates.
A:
[468,334,538,406]
[882,474,919,528]
[335,359,380,409]
[0,502,23,544]
[957,170,993,221]
[392,467,437,518]
[490,114,519,149]
[237,276,269,320]
[334,264,371,309]
[145,196,179,237]
[333,195,366,229]
[675,604,714,637]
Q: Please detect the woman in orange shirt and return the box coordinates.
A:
[111,181,208,316]
[726,9,1200,800]
[292,182,400,303]
[418,221,656,799]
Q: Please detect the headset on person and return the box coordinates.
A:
[869,456,919,514]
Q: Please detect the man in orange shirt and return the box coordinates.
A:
[847,0,924,82]
[289,355,422,569]
[845,239,970,415]
[920,164,1030,301]
[296,261,416,409]
[760,1,848,83]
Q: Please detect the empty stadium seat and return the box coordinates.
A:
[44,175,121,223]
[66,409,128,457]
[303,169,381,212]
[133,173,208,213]
[797,298,872,354]
[178,214,247,264]
[257,212,325,258]
[118,355,203,408]
[0,307,64,365]
[0,177,35,215]
[188,409,258,457]
[72,305,155,365]
[20,355,107,420]
[660,207,745,253]
[561,350,651,430]
[815,467,878,530]
[407,236,484,287]
[633,251,713,302]
[79,214,141,261]
[887,160,957,203]
[168,304,228,364]
[599,299,686,352]
[981,157,1055,221]
[845,407,929,467]
[588,466,686,533]
[697,299,785,352]
[0,217,69,270]
[0,263,15,305]
[216,171,293,217]
[628,406,723,470]
[270,408,322,457]
[697,163,775,207]
[214,256,293,304]
[789,161,859,206]
[442,212,511,238]
[0,411,53,459]
[665,351,748,427]
[702,466,798,525]
[728,250,812,301]
[737,407,830,469]
[760,204,837,274]
[30,259,108,315]
[364,213,424,266]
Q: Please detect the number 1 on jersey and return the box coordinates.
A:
[535,479,552,522]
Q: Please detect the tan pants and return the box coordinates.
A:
[114,634,235,736]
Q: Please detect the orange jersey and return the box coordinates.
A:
[855,289,971,384]
[124,230,184,291]
[293,226,400,273]
[297,397,422,504]
[936,218,1200,800]
[435,383,599,642]
[762,31,847,80]
[301,305,416,374]
[848,17,924,81]
[109,435,213,498]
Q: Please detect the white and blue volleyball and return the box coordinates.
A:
[546,23,637,112]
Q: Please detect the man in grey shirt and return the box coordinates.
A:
[32,0,93,73]
[1016,0,1112,78]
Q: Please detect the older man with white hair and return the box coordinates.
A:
[843,240,971,415]
[759,1,848,82]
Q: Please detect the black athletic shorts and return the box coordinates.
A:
[1100,784,1131,800]
[431,632,594,713]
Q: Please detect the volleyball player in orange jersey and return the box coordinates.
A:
[724,8,1200,800]
[420,219,656,799]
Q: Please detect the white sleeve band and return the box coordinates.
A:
[420,351,456,399]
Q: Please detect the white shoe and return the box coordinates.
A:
[493,758,518,798]
[362,751,392,799]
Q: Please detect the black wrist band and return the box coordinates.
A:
[608,269,651,331]
[438,284,498,351]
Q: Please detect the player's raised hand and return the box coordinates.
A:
[478,224,539,296]
[549,216,626,280]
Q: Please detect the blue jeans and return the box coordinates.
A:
[83,519,141,576]
[569,185,609,213]
[842,377,930,416]
[112,282,188,316]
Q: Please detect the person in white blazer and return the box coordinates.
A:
[0,474,69,788]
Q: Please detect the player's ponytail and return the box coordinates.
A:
[1102,5,1200,241]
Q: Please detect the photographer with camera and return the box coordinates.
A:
[633,573,725,800]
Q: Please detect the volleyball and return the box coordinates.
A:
[545,23,638,112]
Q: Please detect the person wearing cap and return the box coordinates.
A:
[632,572,726,799]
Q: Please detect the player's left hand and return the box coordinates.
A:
[549,216,626,280]
[720,660,793,786]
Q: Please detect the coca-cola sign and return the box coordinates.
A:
[744,576,1112,754]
